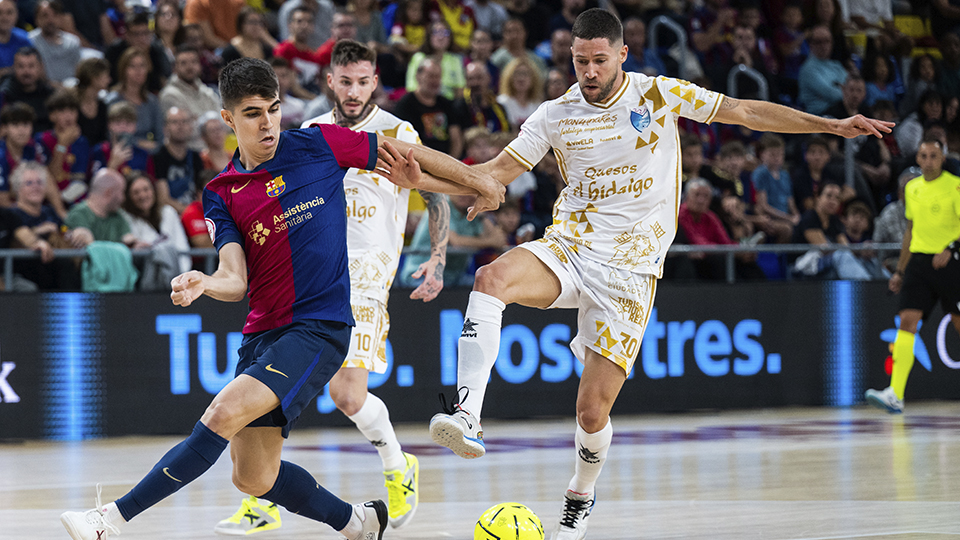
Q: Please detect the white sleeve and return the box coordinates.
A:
[397,121,422,145]
[652,76,725,124]
[503,101,552,171]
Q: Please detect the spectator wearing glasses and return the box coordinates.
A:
[406,20,465,100]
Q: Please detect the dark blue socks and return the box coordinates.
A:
[260,461,353,530]
[116,421,228,521]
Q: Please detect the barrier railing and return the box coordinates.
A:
[0,242,902,288]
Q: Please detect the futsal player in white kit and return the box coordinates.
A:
[215,40,450,535]
[410,9,895,539]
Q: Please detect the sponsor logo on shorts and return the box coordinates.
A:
[265,364,288,378]
[461,318,477,338]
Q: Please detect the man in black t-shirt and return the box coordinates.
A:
[0,205,54,290]
[394,58,464,157]
[153,107,203,214]
[791,182,875,279]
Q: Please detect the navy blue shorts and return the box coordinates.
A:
[236,319,351,437]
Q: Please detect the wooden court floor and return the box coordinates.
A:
[4,403,960,540]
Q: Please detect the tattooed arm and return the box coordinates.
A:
[409,191,450,302]
[711,96,894,138]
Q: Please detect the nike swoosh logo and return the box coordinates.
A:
[163,467,182,482]
[231,179,252,193]
[265,364,288,378]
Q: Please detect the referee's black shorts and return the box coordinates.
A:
[899,252,960,317]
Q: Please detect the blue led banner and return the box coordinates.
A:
[0,283,957,440]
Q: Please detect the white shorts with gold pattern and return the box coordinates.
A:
[343,294,390,374]
[519,231,657,374]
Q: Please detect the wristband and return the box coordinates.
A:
[949,241,959,260]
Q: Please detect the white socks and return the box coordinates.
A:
[568,419,612,495]
[348,393,406,472]
[457,291,506,419]
[339,504,364,539]
[102,501,126,528]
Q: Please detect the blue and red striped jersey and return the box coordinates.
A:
[203,125,378,334]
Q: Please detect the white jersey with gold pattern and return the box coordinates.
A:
[303,106,420,303]
[504,72,724,277]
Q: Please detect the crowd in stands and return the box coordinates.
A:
[0,0,954,290]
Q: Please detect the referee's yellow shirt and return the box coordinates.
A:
[904,171,960,254]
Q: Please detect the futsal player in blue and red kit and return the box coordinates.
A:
[60,57,504,540]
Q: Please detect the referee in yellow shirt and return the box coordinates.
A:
[866,135,960,413]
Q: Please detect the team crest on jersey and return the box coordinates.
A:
[630,106,651,133]
[266,176,285,197]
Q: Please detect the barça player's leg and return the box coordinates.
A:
[430,246,562,458]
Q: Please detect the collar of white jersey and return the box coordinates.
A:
[582,71,630,110]
[346,105,380,131]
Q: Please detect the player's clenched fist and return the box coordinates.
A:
[171,271,206,307]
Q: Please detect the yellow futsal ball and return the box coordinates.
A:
[474,502,544,540]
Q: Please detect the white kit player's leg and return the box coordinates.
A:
[349,393,419,529]
[550,420,610,540]
[430,290,505,459]
[349,393,405,471]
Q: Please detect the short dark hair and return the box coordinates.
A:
[332,39,377,67]
[0,102,35,126]
[919,133,945,151]
[757,133,785,153]
[718,140,746,158]
[219,57,279,110]
[268,56,292,70]
[35,0,63,17]
[291,5,314,20]
[571,8,623,45]
[816,181,843,197]
[45,88,80,112]
[129,12,150,28]
[174,44,200,60]
[75,57,109,92]
[805,134,830,153]
[14,46,40,62]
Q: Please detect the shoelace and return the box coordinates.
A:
[438,386,471,415]
[384,474,411,510]
[558,497,590,529]
[87,483,121,536]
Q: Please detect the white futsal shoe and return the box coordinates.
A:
[342,500,388,540]
[60,484,122,540]
[550,489,594,540]
[430,404,484,459]
[865,386,904,414]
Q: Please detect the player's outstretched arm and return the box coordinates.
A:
[171,242,248,306]
[409,191,449,302]
[376,135,505,213]
[712,97,895,138]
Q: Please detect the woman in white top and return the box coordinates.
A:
[121,172,192,274]
[497,57,543,128]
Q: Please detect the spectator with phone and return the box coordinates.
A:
[89,102,155,179]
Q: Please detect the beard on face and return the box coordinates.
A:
[583,70,618,103]
[334,94,373,127]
